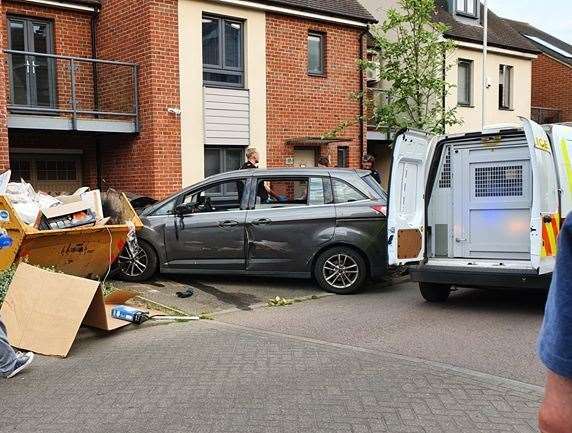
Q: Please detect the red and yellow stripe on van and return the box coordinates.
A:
[541,213,562,257]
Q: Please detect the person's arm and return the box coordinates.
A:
[538,215,572,432]
[540,372,572,433]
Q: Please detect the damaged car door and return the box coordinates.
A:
[163,178,248,272]
[245,175,335,276]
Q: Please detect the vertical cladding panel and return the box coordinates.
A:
[266,14,365,169]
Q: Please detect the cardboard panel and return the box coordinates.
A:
[0,263,100,357]
[397,229,423,260]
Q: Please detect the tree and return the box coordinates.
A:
[365,0,460,134]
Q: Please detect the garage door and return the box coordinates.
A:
[10,154,83,195]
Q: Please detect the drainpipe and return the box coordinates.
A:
[359,29,368,158]
[90,10,102,190]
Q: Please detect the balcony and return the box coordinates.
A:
[4,50,138,134]
[531,107,562,125]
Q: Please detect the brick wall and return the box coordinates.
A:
[0,1,96,180]
[532,53,572,122]
[96,0,182,199]
[266,14,365,169]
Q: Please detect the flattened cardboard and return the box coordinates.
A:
[0,263,138,357]
[0,263,100,357]
[42,200,91,219]
[83,289,139,331]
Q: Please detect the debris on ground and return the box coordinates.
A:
[176,287,195,298]
[267,296,294,307]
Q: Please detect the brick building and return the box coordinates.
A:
[507,19,572,125]
[0,0,374,199]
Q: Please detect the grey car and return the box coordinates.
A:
[117,168,388,294]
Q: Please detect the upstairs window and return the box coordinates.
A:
[202,15,244,87]
[456,0,477,17]
[457,59,473,106]
[308,32,325,76]
[499,64,514,110]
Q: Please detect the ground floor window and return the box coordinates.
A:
[204,146,245,196]
[9,153,82,195]
[337,147,349,168]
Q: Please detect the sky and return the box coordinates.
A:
[487,0,572,44]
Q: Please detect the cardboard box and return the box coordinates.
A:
[0,263,140,357]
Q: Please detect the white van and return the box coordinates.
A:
[387,119,572,302]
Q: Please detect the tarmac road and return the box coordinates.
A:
[217,281,548,386]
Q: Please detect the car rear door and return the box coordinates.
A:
[522,118,560,274]
[245,175,335,274]
[387,130,435,266]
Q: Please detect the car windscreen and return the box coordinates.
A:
[361,174,387,203]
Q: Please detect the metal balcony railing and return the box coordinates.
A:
[531,107,562,125]
[4,49,138,132]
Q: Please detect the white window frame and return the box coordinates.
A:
[499,64,514,110]
[455,0,478,17]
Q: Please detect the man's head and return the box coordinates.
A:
[318,156,329,168]
[362,154,375,171]
[246,148,259,164]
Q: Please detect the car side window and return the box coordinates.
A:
[332,178,367,203]
[254,177,325,209]
[152,197,178,216]
[181,179,246,213]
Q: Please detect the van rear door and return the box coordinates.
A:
[522,118,560,274]
[387,130,434,266]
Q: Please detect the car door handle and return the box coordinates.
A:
[251,218,272,226]
[219,220,239,228]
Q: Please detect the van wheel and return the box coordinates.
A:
[419,282,451,303]
[315,247,367,294]
[117,239,157,282]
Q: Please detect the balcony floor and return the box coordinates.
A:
[7,114,137,134]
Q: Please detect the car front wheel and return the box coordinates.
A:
[117,239,158,282]
[314,247,367,294]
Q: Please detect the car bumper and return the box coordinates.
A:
[409,265,551,290]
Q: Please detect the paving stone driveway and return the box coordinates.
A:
[0,321,541,433]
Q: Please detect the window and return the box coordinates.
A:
[308,32,325,76]
[455,0,477,17]
[205,146,244,195]
[457,59,473,106]
[499,65,513,110]
[438,146,452,189]
[255,177,326,209]
[475,165,523,198]
[336,147,349,168]
[36,160,77,181]
[182,179,246,213]
[332,178,367,203]
[202,15,244,87]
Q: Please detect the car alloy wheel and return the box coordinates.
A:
[322,253,360,290]
[118,244,149,278]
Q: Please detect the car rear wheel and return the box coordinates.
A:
[315,247,367,294]
[419,282,451,303]
[117,239,158,282]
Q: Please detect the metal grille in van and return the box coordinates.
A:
[475,165,523,197]
[438,147,451,189]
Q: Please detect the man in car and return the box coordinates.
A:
[240,148,279,203]
[362,154,381,184]
[538,214,572,433]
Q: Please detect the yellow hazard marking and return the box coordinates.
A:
[535,137,551,153]
[560,138,572,197]
[541,213,561,257]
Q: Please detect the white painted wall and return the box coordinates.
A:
[447,44,534,133]
[178,0,267,187]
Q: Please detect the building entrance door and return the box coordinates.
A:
[293,147,317,168]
